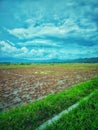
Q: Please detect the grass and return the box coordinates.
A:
[0,63,98,70]
[44,90,98,130]
[0,76,98,130]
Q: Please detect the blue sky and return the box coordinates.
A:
[0,0,98,62]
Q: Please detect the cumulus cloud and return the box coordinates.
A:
[0,41,28,57]
[0,41,17,53]
[1,40,98,61]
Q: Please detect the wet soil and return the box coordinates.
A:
[0,66,98,112]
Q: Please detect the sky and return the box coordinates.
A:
[0,0,98,62]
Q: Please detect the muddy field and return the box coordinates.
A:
[0,64,98,112]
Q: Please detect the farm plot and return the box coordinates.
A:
[0,64,98,112]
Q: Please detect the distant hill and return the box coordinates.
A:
[66,57,98,63]
[0,57,98,64]
[47,57,98,63]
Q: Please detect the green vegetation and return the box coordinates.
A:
[0,63,98,69]
[0,76,98,130]
[45,90,98,130]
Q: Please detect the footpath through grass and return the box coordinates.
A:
[44,90,98,130]
[0,76,98,130]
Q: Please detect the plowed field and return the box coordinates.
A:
[0,64,98,112]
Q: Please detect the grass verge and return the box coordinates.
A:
[44,90,98,130]
[0,76,98,130]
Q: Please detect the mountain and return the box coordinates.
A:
[69,57,98,63]
[0,57,98,64]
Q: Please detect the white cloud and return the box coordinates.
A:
[7,25,63,39]
[0,41,17,53]
[7,15,97,42]
[25,18,35,25]
[0,40,29,57]
[21,47,28,53]
[8,28,27,39]
[17,39,60,48]
[0,39,98,60]
[0,0,98,61]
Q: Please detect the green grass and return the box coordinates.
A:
[0,63,98,70]
[0,76,98,130]
[44,90,98,130]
